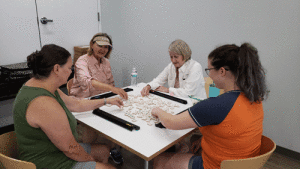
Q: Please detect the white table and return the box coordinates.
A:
[73,83,196,168]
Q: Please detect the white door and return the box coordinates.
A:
[36,0,101,59]
[0,0,100,65]
[0,0,41,65]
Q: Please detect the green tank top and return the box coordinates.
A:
[13,85,78,169]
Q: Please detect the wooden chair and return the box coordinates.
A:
[220,135,276,169]
[204,77,224,97]
[67,78,74,95]
[0,131,36,169]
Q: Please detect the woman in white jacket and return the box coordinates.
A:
[141,39,207,100]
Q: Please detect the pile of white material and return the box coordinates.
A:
[105,93,180,126]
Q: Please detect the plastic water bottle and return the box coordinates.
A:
[131,68,138,86]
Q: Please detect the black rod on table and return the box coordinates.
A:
[93,109,140,131]
[90,88,133,100]
[149,90,187,104]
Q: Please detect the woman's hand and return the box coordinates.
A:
[151,107,164,119]
[155,86,169,93]
[107,97,124,108]
[141,85,151,96]
[111,87,128,100]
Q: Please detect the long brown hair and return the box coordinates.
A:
[208,43,268,103]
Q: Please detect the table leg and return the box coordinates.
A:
[144,160,149,169]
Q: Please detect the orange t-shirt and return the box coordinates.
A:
[188,91,263,169]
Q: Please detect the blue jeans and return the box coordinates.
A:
[188,155,204,169]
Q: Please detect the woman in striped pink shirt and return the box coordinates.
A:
[70,33,128,100]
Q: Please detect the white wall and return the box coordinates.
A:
[0,0,41,65]
[100,0,300,153]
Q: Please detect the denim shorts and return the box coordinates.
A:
[188,155,204,169]
[72,143,97,169]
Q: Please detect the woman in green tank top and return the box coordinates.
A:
[13,44,121,169]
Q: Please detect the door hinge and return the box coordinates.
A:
[98,12,100,22]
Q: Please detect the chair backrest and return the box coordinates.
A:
[204,77,224,97]
[0,131,36,169]
[220,135,276,169]
[67,78,74,95]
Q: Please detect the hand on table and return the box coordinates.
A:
[151,107,164,119]
[107,97,124,108]
[111,87,128,100]
[141,85,151,96]
[155,86,169,93]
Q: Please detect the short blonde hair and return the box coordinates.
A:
[87,33,113,59]
[168,39,192,62]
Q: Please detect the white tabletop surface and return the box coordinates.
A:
[72,83,196,161]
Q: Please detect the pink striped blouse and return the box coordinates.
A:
[69,54,114,98]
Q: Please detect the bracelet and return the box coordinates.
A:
[104,98,107,105]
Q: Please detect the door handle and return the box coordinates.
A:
[40,17,53,24]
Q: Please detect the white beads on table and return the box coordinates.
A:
[120,93,183,125]
[137,114,143,118]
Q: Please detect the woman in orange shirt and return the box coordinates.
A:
[151,43,268,169]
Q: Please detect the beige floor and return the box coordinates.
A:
[262,152,300,169]
[109,148,300,169]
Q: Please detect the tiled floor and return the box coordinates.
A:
[110,148,300,169]
[262,152,300,169]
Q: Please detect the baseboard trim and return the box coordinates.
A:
[275,145,300,161]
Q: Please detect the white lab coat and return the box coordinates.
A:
[148,59,207,99]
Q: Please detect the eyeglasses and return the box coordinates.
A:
[205,68,229,75]
[205,68,216,75]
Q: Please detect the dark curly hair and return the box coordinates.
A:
[208,43,268,103]
[27,44,71,79]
